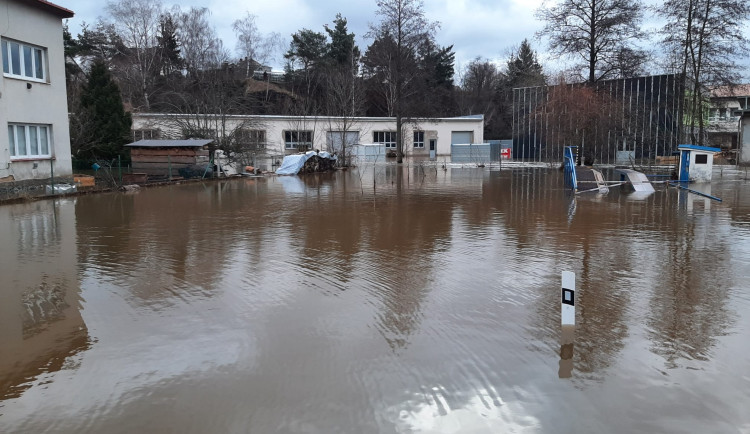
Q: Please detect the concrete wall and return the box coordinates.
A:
[131,114,484,159]
[741,116,750,165]
[0,0,73,181]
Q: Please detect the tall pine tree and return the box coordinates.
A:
[77,60,132,160]
[324,14,360,68]
[505,39,545,89]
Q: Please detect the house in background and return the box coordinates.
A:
[706,85,750,160]
[1,0,74,182]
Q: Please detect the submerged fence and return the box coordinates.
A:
[512,74,685,165]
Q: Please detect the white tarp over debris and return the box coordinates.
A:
[275,151,337,175]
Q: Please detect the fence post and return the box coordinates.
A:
[168,155,172,181]
[118,155,122,185]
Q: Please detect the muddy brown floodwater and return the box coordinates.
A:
[1,166,750,433]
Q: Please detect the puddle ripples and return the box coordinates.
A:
[2,169,750,432]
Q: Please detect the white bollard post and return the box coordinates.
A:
[559,271,576,378]
[561,271,575,326]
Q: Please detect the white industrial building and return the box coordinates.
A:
[130,113,484,164]
[1,0,74,181]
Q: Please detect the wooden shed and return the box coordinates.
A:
[125,139,213,177]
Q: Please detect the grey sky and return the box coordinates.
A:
[59,0,547,74]
[56,0,750,81]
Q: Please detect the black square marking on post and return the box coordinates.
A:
[562,288,574,306]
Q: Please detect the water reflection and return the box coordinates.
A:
[646,213,734,368]
[0,168,748,432]
[559,325,575,379]
[0,200,88,399]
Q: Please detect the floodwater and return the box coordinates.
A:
[1,166,750,433]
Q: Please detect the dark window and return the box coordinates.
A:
[695,154,708,164]
[284,130,312,149]
[413,131,425,148]
[373,131,397,148]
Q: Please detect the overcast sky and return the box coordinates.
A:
[60,0,550,74]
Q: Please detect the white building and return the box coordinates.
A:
[1,0,74,181]
[131,113,484,164]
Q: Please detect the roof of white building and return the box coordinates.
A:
[125,139,213,148]
[132,113,484,123]
[18,0,75,18]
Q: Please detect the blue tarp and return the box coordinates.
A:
[275,151,336,175]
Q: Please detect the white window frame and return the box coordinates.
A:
[284,130,313,150]
[237,128,266,143]
[374,131,397,148]
[2,38,47,82]
[413,131,425,148]
[132,128,161,141]
[8,124,52,159]
[236,128,267,150]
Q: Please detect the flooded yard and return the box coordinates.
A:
[1,166,749,433]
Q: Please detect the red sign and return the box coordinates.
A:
[501,148,512,159]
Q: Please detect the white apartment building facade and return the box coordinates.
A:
[1,0,74,181]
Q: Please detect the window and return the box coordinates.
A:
[182,128,215,139]
[236,129,266,143]
[373,131,397,148]
[413,131,425,148]
[284,130,312,150]
[132,128,161,141]
[2,39,46,81]
[236,129,266,150]
[695,154,708,164]
[8,124,51,159]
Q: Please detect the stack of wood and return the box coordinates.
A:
[130,146,209,177]
[299,155,336,174]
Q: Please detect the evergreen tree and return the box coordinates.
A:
[324,14,360,68]
[493,40,546,139]
[77,60,132,160]
[285,29,328,72]
[285,29,328,111]
[505,39,545,89]
[416,40,456,116]
[157,14,182,76]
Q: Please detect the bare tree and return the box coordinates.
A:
[658,0,750,145]
[173,6,225,75]
[232,13,284,78]
[365,0,439,163]
[459,58,501,123]
[536,0,645,83]
[105,0,163,110]
[536,75,627,164]
[325,66,367,166]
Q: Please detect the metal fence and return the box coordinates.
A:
[512,74,684,165]
[451,144,491,164]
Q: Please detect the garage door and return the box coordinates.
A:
[451,131,473,145]
[326,131,360,153]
